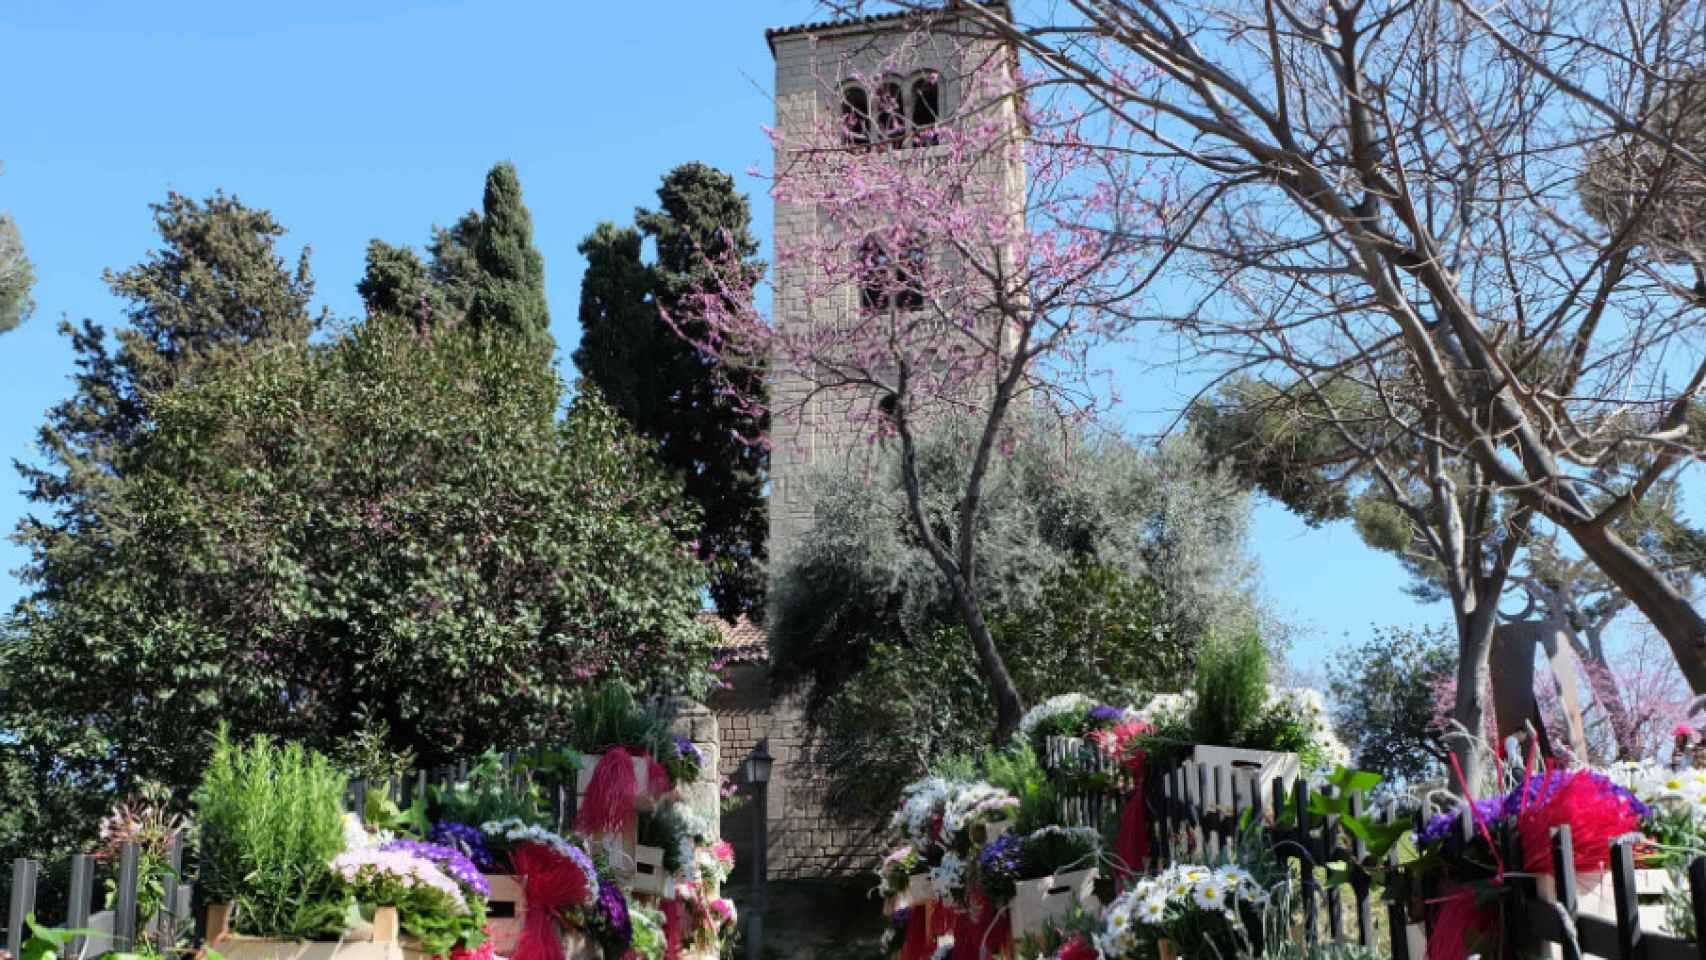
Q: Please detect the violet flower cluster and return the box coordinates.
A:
[975,833,1023,891]
[429,820,497,873]
[673,734,702,769]
[381,839,490,898]
[594,881,632,951]
[1088,704,1127,725]
[1416,770,1650,847]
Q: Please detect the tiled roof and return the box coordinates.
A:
[699,612,769,664]
[765,2,1007,50]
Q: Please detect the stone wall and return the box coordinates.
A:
[710,662,886,881]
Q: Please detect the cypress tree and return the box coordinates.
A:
[573,162,769,620]
[466,162,552,352]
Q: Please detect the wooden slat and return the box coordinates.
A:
[1610,839,1642,960]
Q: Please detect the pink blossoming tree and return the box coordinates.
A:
[668,22,1165,744]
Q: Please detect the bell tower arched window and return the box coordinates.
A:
[839,71,943,148]
[858,235,927,313]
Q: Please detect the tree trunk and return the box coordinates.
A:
[1566,521,1706,694]
[950,586,1025,747]
[1448,600,1501,793]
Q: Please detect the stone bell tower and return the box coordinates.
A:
[765,1,1022,565]
[709,5,1023,884]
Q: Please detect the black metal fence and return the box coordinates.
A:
[1150,762,1706,960]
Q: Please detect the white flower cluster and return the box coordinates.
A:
[1096,864,1263,958]
[676,807,716,843]
[1018,693,1095,739]
[928,852,966,903]
[1608,760,1706,809]
[481,818,584,859]
[1129,687,1351,769]
[891,777,953,843]
[942,782,1019,835]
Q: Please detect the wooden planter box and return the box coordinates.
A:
[1187,746,1300,808]
[1538,868,1675,934]
[485,874,525,955]
[972,819,1012,846]
[576,752,656,808]
[1010,867,1097,939]
[907,873,933,905]
[626,844,670,898]
[207,904,428,960]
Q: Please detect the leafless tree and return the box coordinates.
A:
[856,0,1706,779]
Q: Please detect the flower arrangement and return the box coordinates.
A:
[329,847,487,958]
[879,845,922,898]
[696,840,737,888]
[379,840,491,899]
[429,820,497,873]
[1095,864,1264,960]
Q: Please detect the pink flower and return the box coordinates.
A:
[713,840,736,865]
[1675,724,1696,738]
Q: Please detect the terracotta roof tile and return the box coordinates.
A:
[699,612,769,664]
[765,2,1007,51]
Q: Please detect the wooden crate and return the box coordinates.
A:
[207,904,427,960]
[1011,868,1097,940]
[485,874,525,955]
[626,844,669,898]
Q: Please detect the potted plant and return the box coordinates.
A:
[1092,863,1265,960]
[197,731,409,960]
[1009,827,1102,939]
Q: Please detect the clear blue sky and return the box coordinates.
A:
[0,0,1446,669]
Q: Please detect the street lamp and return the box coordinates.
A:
[745,742,773,960]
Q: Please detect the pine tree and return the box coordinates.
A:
[573,163,769,620]
[14,191,320,600]
[357,211,482,329]
[465,162,552,352]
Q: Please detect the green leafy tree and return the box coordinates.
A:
[0,163,33,335]
[13,191,321,606]
[822,562,1187,813]
[0,212,32,335]
[1327,625,1456,786]
[358,196,484,330]
[0,319,715,850]
[772,416,1261,719]
[573,163,768,620]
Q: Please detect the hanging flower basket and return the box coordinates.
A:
[207,903,429,960]
[1010,867,1097,939]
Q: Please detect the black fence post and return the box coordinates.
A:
[1610,838,1642,960]
[1294,779,1318,947]
[65,854,94,960]
[113,841,140,951]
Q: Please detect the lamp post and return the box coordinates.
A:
[743,742,773,960]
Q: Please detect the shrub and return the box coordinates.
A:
[1189,631,1269,748]
[195,729,349,938]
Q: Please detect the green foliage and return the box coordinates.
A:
[978,746,1061,835]
[774,420,1256,704]
[822,560,1183,814]
[1017,827,1099,879]
[465,163,551,353]
[1328,626,1453,786]
[1191,631,1270,749]
[573,163,769,620]
[335,873,486,958]
[638,804,694,873]
[1,319,716,838]
[360,211,482,329]
[0,205,33,335]
[195,729,349,939]
[429,750,549,827]
[568,680,673,757]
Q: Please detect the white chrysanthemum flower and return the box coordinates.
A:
[1018,693,1096,739]
[1193,879,1229,911]
[1137,893,1169,923]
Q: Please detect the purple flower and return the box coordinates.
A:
[976,833,1023,885]
[1088,705,1125,725]
[673,734,702,769]
[594,881,631,950]
[430,820,497,873]
[1417,797,1506,846]
[380,839,491,898]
